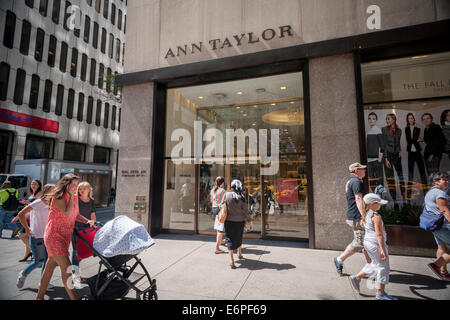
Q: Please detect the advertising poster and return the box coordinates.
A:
[277,178,298,204]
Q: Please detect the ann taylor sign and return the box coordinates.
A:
[165,25,294,59]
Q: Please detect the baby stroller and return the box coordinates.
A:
[73,215,157,300]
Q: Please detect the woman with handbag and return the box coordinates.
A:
[210,176,226,254]
[220,179,253,269]
[423,172,450,281]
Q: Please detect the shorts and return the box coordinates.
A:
[346,219,365,252]
[433,227,450,247]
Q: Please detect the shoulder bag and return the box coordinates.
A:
[218,193,228,224]
[419,206,445,232]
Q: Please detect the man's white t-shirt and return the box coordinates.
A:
[29,199,50,238]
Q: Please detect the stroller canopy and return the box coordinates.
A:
[93,215,155,257]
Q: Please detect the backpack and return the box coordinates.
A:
[2,189,19,211]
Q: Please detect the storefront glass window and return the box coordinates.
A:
[163,72,308,238]
[362,51,450,225]
[25,135,54,159]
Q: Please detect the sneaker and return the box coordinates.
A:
[11,228,20,238]
[441,272,450,281]
[375,292,398,300]
[349,275,360,293]
[427,262,447,280]
[72,274,83,289]
[333,257,343,276]
[16,272,27,289]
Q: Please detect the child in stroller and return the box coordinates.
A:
[74,215,157,300]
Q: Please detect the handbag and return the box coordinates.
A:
[217,194,228,224]
[419,206,445,232]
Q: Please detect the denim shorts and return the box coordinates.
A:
[433,227,450,247]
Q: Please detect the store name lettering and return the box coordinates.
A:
[402,79,450,90]
[165,25,294,59]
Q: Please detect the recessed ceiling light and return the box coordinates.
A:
[243,114,247,117]
[236,91,243,95]
[198,96,203,99]
[236,106,240,109]
[271,103,276,106]
[252,123,256,126]
[290,101,295,104]
[280,86,287,90]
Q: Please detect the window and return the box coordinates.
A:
[52,0,61,24]
[111,105,116,130]
[93,146,110,164]
[103,102,109,128]
[13,69,26,105]
[87,0,92,6]
[63,1,71,31]
[95,0,101,13]
[34,28,45,62]
[110,3,116,25]
[70,48,78,77]
[47,35,57,67]
[92,22,99,48]
[0,63,10,101]
[118,108,121,131]
[118,9,122,30]
[0,130,14,174]
[60,42,68,72]
[98,63,104,89]
[95,100,102,126]
[124,14,126,34]
[103,0,109,19]
[63,141,86,161]
[81,53,87,81]
[108,33,114,59]
[3,11,16,49]
[89,59,96,85]
[39,0,48,17]
[43,80,52,112]
[83,15,90,43]
[361,52,450,225]
[19,20,31,56]
[101,28,106,53]
[113,71,118,95]
[25,135,54,159]
[122,43,125,66]
[25,0,34,8]
[29,74,40,109]
[106,68,111,93]
[77,92,84,121]
[115,38,121,63]
[87,96,94,124]
[8,175,28,189]
[55,84,64,115]
[66,89,74,119]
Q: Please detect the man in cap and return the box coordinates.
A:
[333,162,371,275]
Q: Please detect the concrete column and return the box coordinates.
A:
[309,53,360,251]
[115,82,154,231]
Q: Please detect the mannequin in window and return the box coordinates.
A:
[366,112,384,192]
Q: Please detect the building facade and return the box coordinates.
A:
[0,0,126,190]
[116,0,450,256]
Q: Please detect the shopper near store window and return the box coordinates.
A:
[12,179,43,262]
[382,113,406,209]
[366,112,385,192]
[419,113,446,176]
[405,113,428,200]
[0,181,20,238]
[210,176,226,254]
[333,163,371,276]
[221,179,253,269]
[440,109,450,161]
[423,172,450,281]
[349,193,398,300]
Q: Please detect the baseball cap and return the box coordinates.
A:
[349,162,367,172]
[363,193,388,205]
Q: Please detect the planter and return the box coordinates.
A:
[385,224,437,258]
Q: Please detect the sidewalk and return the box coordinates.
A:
[0,230,448,300]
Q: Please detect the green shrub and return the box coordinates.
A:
[378,204,422,226]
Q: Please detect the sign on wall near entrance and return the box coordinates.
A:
[0,108,59,133]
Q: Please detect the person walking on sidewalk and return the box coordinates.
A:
[221,179,253,269]
[71,181,97,289]
[36,174,94,300]
[423,172,450,281]
[334,163,371,275]
[349,193,397,300]
[211,176,226,254]
[0,181,20,238]
[16,184,55,289]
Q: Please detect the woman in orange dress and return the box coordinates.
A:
[36,174,94,300]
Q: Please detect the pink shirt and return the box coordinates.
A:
[29,199,50,238]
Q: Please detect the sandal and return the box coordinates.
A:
[215,249,225,254]
[229,263,236,269]
[237,255,244,260]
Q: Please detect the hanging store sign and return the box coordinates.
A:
[0,108,59,133]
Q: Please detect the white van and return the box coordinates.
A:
[0,174,31,199]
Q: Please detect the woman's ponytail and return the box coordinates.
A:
[360,203,368,228]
